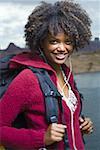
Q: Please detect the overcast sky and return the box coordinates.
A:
[0,0,100,49]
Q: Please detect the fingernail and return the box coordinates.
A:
[80,125,82,129]
[80,117,84,122]
[63,125,67,128]
[81,118,84,122]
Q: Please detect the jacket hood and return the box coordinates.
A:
[10,52,71,81]
[9,52,55,73]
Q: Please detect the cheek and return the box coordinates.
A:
[47,44,57,51]
[43,45,56,54]
[45,41,58,50]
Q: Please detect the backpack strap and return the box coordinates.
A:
[28,66,62,123]
[28,66,69,149]
[37,73,59,123]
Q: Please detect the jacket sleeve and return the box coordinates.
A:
[0,127,45,149]
[0,69,46,149]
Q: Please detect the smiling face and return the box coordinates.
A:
[41,32,73,67]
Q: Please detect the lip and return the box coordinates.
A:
[52,53,68,60]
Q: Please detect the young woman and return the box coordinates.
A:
[0,1,93,149]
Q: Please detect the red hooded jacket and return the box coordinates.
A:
[0,52,84,150]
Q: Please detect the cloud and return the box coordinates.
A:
[76,0,100,38]
[0,2,34,49]
[0,0,100,49]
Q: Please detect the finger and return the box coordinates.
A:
[87,126,94,133]
[50,134,63,142]
[51,129,65,138]
[80,118,94,134]
[85,118,93,125]
[79,116,84,123]
[83,125,93,132]
[44,124,64,146]
[80,118,93,129]
[52,123,66,133]
[53,123,67,129]
[89,129,93,134]
[84,127,94,134]
[81,122,92,130]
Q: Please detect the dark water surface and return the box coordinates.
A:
[75,72,100,150]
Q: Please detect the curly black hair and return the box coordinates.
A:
[24,0,92,52]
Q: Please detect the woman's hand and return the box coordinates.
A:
[0,145,5,150]
[79,116,93,134]
[44,123,66,146]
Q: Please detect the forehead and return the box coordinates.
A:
[47,32,70,39]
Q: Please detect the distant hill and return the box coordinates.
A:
[0,40,100,73]
[0,43,30,58]
[0,37,100,56]
[5,43,24,51]
[78,39,100,53]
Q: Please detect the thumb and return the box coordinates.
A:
[79,116,84,123]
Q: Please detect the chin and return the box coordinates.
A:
[48,56,68,65]
[54,59,66,65]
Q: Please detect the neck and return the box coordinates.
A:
[49,63,62,75]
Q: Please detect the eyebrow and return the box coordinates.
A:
[48,33,71,40]
[49,36,71,41]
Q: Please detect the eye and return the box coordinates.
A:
[65,40,72,45]
[49,39,58,44]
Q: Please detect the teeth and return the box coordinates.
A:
[55,54,66,59]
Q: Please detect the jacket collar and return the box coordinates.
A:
[10,52,70,77]
[10,52,56,73]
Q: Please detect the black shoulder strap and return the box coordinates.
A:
[28,66,62,123]
[29,66,69,149]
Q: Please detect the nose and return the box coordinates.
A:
[57,43,66,52]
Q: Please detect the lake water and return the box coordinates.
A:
[74,72,100,150]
